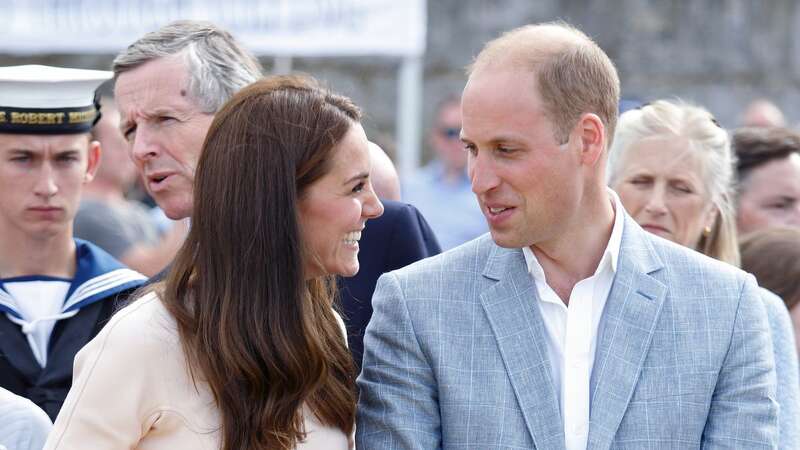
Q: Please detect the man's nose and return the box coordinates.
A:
[469,150,500,195]
[33,164,58,198]
[129,125,159,163]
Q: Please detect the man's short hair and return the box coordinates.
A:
[112,20,263,114]
[733,126,800,183]
[468,22,620,146]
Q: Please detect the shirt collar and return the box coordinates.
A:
[522,188,625,283]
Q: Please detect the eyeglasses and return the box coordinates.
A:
[440,126,461,140]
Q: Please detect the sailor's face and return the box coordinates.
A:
[0,133,98,238]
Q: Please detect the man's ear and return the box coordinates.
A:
[574,113,606,167]
[84,140,101,183]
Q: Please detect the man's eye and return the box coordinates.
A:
[496,146,514,154]
[123,126,136,141]
[10,155,30,162]
[463,144,477,156]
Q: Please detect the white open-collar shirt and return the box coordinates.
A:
[522,189,624,450]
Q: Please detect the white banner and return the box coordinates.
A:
[0,0,426,57]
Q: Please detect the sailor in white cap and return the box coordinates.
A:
[0,65,147,420]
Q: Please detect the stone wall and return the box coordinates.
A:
[2,0,797,162]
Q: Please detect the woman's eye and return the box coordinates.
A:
[463,144,477,156]
[769,200,793,210]
[672,183,692,194]
[352,182,365,193]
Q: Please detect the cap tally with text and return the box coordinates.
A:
[0,65,112,135]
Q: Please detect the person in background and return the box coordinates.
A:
[358,23,777,449]
[741,98,787,128]
[403,95,487,250]
[733,126,800,235]
[73,92,187,277]
[367,142,401,201]
[0,65,146,420]
[339,142,441,370]
[46,76,383,450]
[741,226,800,355]
[608,99,799,448]
[112,20,262,223]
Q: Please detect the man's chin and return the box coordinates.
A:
[158,199,192,220]
[489,230,525,249]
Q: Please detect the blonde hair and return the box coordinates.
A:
[468,22,620,146]
[608,99,739,266]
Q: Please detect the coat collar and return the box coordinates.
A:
[481,243,566,450]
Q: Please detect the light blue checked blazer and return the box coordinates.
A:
[356,214,778,449]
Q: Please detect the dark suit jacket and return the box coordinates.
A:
[338,200,441,371]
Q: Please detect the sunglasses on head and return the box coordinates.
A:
[440,127,461,140]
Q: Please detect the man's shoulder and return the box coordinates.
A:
[391,232,497,279]
[642,232,744,282]
[632,231,752,311]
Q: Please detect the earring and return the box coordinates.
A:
[703,226,712,236]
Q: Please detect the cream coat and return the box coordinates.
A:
[44,293,350,450]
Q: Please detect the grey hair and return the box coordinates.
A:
[112,20,263,113]
[607,99,740,266]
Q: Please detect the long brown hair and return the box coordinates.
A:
[160,75,358,449]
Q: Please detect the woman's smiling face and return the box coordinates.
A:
[298,123,384,278]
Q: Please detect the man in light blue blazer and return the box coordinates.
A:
[356,22,778,449]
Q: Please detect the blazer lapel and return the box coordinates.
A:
[587,217,667,450]
[480,245,565,450]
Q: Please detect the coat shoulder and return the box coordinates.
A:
[391,232,495,279]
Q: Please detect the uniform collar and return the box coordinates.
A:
[0,238,146,319]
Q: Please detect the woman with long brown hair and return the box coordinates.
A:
[45,75,384,449]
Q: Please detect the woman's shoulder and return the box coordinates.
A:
[91,291,180,357]
[298,407,350,450]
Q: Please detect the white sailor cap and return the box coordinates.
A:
[0,65,112,135]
